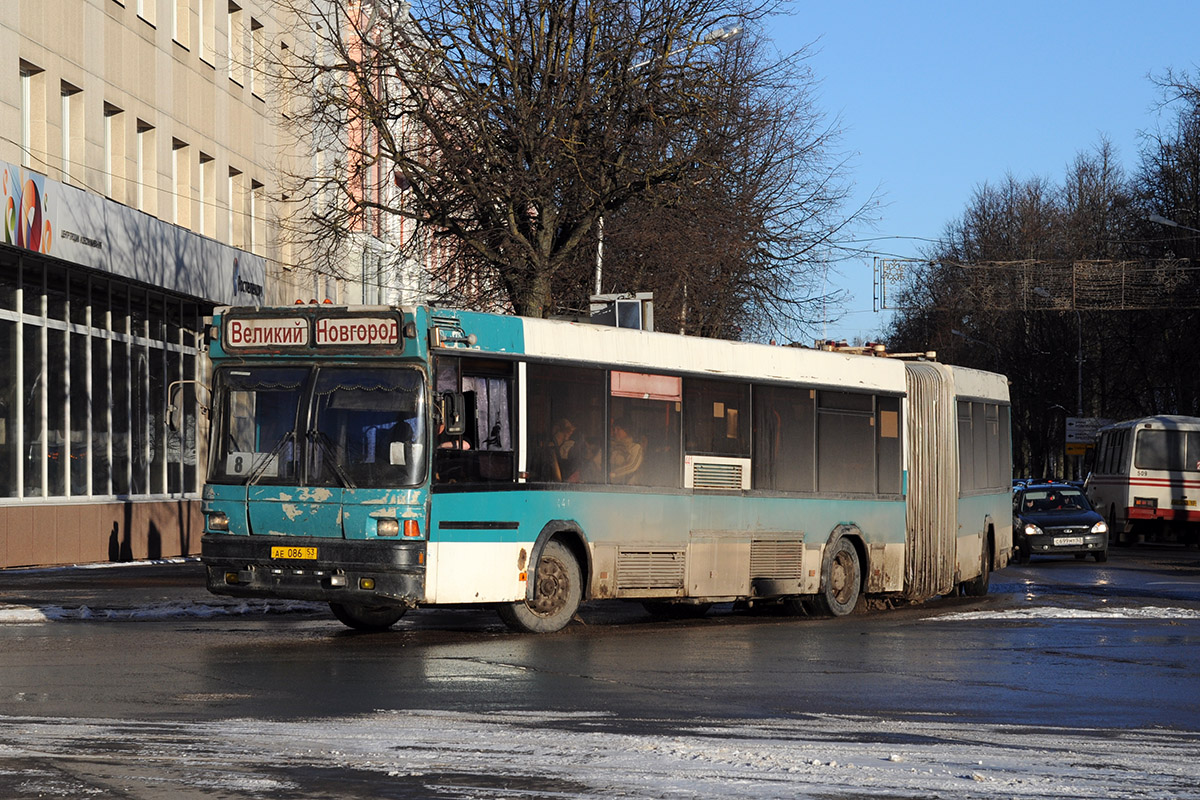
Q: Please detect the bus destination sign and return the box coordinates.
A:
[314,317,399,346]
[226,317,309,348]
[224,315,401,349]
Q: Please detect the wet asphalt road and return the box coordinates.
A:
[0,545,1198,732]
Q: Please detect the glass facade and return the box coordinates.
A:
[0,251,206,501]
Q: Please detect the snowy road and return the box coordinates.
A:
[2,708,1198,799]
[0,548,1198,798]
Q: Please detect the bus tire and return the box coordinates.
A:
[961,539,991,597]
[814,538,861,617]
[329,602,407,631]
[497,540,582,633]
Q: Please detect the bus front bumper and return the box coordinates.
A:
[202,534,425,607]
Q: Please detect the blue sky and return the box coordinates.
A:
[770,0,1200,344]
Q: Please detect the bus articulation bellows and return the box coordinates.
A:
[200,305,1012,632]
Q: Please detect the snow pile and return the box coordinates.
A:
[934,605,1200,622]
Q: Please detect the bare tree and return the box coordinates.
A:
[271,0,864,329]
[596,32,863,341]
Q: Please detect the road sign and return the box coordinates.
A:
[1066,417,1113,444]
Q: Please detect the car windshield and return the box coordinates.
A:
[1018,487,1090,513]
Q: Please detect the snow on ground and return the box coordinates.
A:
[4,599,1199,624]
[1,709,1197,799]
[0,598,325,623]
[934,605,1200,621]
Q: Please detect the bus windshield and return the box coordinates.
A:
[310,367,427,488]
[208,365,427,488]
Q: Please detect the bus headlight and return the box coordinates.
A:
[1091,520,1109,535]
[376,519,400,537]
[208,512,229,532]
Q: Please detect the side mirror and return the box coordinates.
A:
[441,392,466,436]
[167,379,210,432]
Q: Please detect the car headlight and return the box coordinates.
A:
[1091,520,1108,535]
[1023,523,1043,537]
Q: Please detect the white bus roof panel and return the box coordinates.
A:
[520,318,908,394]
[945,365,1011,403]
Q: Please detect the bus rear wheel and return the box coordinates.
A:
[497,540,582,634]
[813,538,861,617]
[329,602,407,631]
[961,540,991,597]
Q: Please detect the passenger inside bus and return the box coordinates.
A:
[609,418,644,483]
[547,418,579,481]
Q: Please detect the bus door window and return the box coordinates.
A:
[609,372,681,488]
[526,364,605,483]
[434,359,514,484]
[208,367,307,484]
[309,367,427,488]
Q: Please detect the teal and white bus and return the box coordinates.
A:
[201,305,1012,632]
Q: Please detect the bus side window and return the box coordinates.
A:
[526,363,606,483]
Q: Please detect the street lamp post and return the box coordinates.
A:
[1148,213,1200,234]
[593,24,744,298]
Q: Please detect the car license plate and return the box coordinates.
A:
[1053,536,1084,546]
[271,546,317,560]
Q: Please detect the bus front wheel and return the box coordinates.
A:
[329,602,407,631]
[498,540,582,634]
[814,538,861,617]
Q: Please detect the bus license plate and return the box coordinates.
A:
[271,546,317,560]
[1053,536,1084,547]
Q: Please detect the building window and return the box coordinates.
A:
[104,103,125,200]
[199,152,215,237]
[0,259,204,502]
[250,179,264,254]
[174,0,191,47]
[228,1,244,86]
[173,139,191,228]
[19,61,46,171]
[61,82,84,185]
[136,120,157,215]
[137,0,156,26]
[228,166,244,247]
[199,0,215,65]
[250,17,264,99]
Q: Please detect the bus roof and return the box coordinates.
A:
[212,304,1009,399]
[1099,415,1200,433]
[518,315,909,394]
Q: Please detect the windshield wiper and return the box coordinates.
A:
[307,430,357,489]
[246,430,295,487]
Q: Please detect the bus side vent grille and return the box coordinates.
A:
[617,549,686,589]
[750,539,805,580]
[685,456,752,491]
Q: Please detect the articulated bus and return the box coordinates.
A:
[200,305,1012,632]
[1086,415,1200,546]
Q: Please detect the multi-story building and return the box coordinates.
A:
[0,0,298,567]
